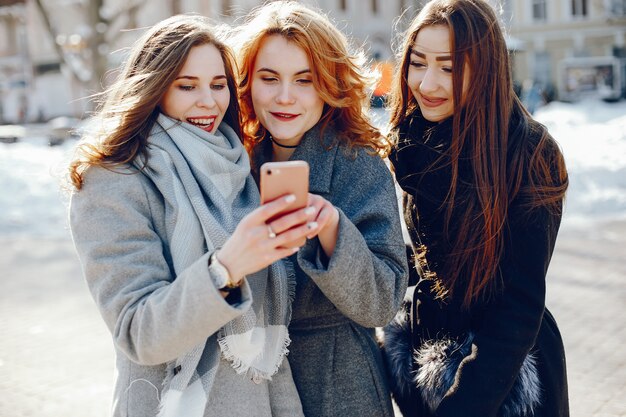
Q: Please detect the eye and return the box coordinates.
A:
[296,78,313,85]
[409,61,426,68]
[261,76,278,83]
[211,83,227,91]
[178,85,194,91]
[442,67,453,74]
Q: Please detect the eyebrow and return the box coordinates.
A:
[256,67,312,76]
[174,75,227,81]
[410,49,452,61]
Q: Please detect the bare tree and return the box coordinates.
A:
[32,0,145,95]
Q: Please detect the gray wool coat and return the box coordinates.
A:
[254,126,409,417]
[69,164,303,417]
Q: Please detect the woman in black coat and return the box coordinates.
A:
[382,1,570,416]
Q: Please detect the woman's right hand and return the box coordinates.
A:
[217,194,318,284]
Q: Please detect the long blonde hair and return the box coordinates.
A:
[234,1,388,156]
[68,15,241,189]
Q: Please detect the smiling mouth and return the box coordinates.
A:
[270,112,299,121]
[187,116,217,132]
[420,95,446,107]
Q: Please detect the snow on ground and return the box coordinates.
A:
[533,100,626,226]
[0,136,74,238]
[0,99,625,238]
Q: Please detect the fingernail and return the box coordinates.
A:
[307,222,318,230]
[285,195,296,203]
[305,206,316,215]
[292,247,300,253]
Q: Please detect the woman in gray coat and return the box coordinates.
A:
[235,3,409,416]
[67,15,316,417]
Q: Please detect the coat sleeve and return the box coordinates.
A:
[436,204,561,417]
[296,152,409,327]
[69,166,252,366]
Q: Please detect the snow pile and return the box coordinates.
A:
[1,99,624,238]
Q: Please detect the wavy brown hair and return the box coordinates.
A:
[233,1,388,157]
[68,15,241,189]
[389,0,568,307]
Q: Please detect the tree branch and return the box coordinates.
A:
[32,0,84,83]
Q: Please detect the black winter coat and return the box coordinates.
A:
[383,110,569,417]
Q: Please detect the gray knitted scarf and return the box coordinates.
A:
[135,114,294,417]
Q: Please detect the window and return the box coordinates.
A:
[613,46,626,58]
[608,0,626,16]
[571,0,588,17]
[35,62,62,75]
[532,0,547,21]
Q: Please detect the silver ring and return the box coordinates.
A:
[267,225,277,239]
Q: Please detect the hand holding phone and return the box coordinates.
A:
[260,161,310,247]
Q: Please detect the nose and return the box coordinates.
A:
[275,82,295,105]
[419,68,439,95]
[197,88,217,108]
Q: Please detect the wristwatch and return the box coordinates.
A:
[208,250,240,292]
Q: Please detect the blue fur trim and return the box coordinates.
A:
[381,306,416,400]
[413,333,473,411]
[501,351,542,417]
[414,333,542,416]
[383,309,542,417]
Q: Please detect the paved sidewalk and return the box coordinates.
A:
[1,219,625,416]
[545,219,626,416]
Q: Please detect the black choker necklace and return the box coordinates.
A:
[270,136,299,149]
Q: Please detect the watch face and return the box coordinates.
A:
[210,253,230,289]
[214,269,229,289]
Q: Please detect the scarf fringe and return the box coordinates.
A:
[216,330,293,381]
[157,379,206,417]
[216,259,297,381]
[157,390,182,417]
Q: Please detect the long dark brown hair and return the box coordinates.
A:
[389,0,568,306]
[68,15,241,189]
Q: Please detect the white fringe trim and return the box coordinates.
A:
[217,325,291,381]
[157,378,206,417]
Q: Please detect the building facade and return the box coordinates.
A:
[1,0,416,122]
[1,0,624,122]
[507,0,626,100]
